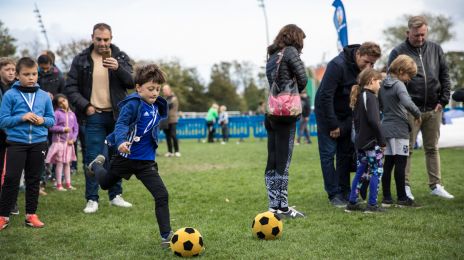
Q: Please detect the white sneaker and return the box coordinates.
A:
[83,200,99,214]
[405,185,415,200]
[110,195,133,207]
[174,152,181,157]
[164,152,173,157]
[221,141,226,145]
[431,184,454,199]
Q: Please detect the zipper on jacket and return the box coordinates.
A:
[29,123,32,144]
[418,47,428,111]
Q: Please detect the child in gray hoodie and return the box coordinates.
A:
[380,55,421,207]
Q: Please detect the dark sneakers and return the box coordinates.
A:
[397,198,421,208]
[10,203,19,215]
[161,230,174,248]
[277,206,306,219]
[330,197,347,208]
[344,203,364,212]
[364,204,386,213]
[381,198,394,208]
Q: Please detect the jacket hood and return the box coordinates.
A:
[341,44,361,73]
[342,44,360,64]
[118,92,168,118]
[382,75,400,89]
[11,81,40,91]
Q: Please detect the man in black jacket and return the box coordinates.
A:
[66,23,135,213]
[388,15,454,199]
[315,42,381,207]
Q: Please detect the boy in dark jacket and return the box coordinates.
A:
[37,54,65,98]
[87,64,172,247]
[0,57,55,230]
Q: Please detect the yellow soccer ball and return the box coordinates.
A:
[252,211,283,240]
[170,227,205,257]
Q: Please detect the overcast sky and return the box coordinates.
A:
[1,0,463,83]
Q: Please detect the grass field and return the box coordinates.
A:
[1,138,463,259]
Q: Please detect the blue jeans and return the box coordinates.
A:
[84,112,122,202]
[349,147,384,206]
[317,128,353,200]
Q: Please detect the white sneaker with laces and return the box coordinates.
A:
[431,184,454,199]
[164,152,173,157]
[83,200,98,214]
[174,152,181,157]
[110,195,133,207]
[405,185,415,200]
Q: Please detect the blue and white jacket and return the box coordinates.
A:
[106,92,168,159]
[0,81,55,143]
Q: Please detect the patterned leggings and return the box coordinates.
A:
[349,146,384,206]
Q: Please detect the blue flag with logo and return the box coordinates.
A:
[332,0,348,49]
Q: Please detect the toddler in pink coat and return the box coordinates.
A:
[45,94,78,191]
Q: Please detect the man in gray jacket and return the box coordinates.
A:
[388,15,454,199]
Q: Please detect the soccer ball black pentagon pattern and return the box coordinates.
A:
[252,211,283,240]
[170,227,205,257]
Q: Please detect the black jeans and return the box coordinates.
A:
[264,116,296,210]
[92,155,171,234]
[0,141,47,217]
[163,123,179,153]
[207,121,215,143]
[221,124,229,142]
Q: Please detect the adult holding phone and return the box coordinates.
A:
[66,23,134,213]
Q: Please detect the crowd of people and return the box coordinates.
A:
[0,15,459,246]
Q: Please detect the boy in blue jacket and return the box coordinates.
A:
[87,64,172,247]
[0,57,55,230]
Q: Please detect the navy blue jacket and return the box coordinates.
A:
[106,93,168,152]
[315,44,360,134]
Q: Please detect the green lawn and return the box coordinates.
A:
[1,139,463,259]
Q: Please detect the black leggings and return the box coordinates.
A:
[264,116,296,210]
[382,155,408,200]
[163,123,179,153]
[92,155,171,234]
[0,142,47,216]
